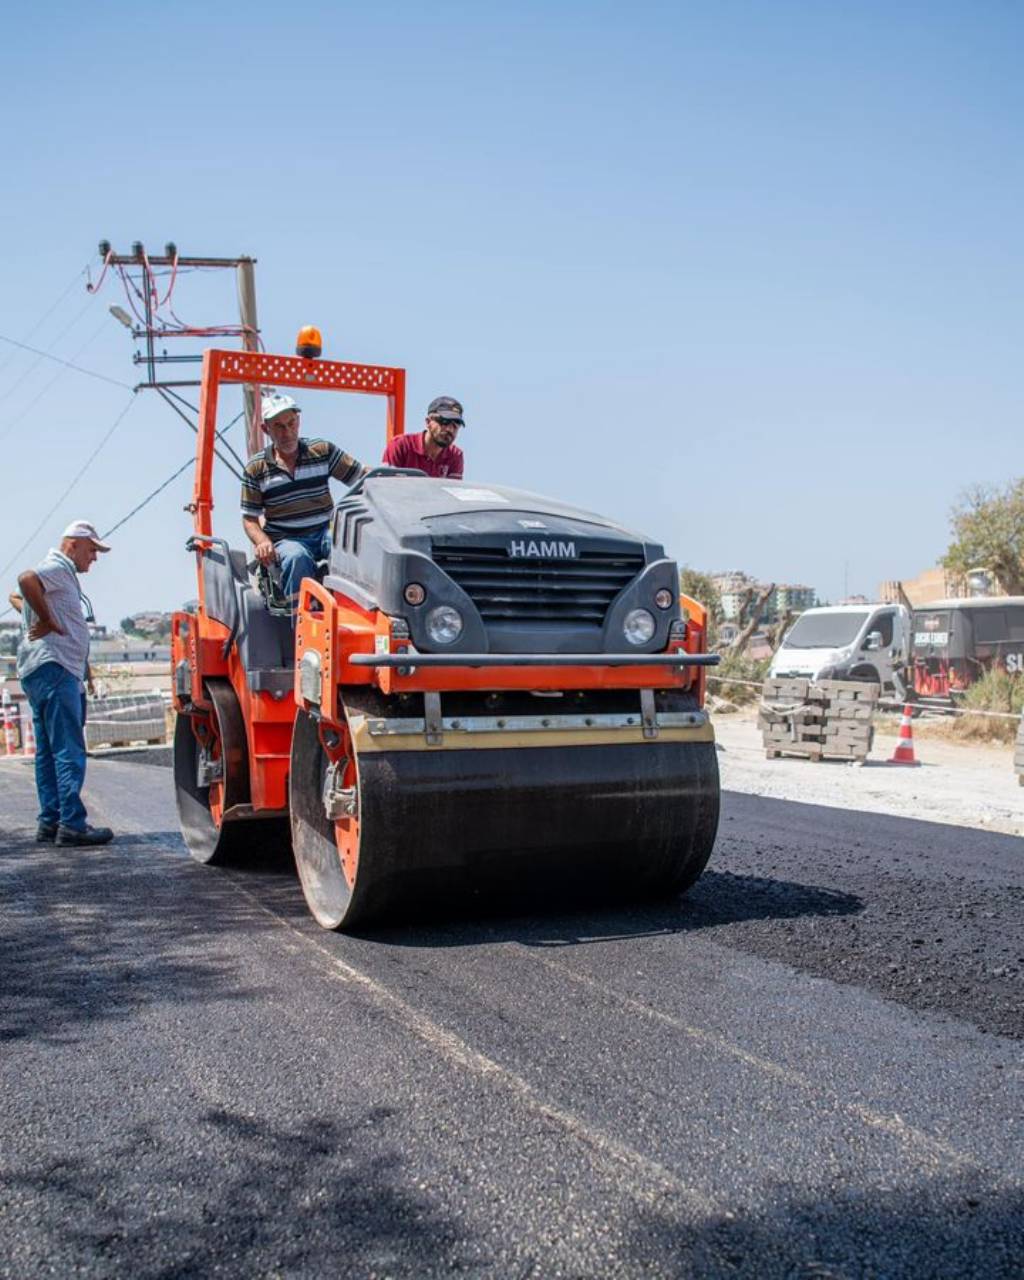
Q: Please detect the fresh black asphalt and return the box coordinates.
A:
[1,755,1021,1278]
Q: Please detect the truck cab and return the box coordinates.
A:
[768,603,910,695]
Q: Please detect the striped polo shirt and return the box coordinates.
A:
[241,438,362,540]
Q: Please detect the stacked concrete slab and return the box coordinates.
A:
[85,694,167,751]
[759,677,878,762]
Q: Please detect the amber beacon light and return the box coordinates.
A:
[296,325,323,358]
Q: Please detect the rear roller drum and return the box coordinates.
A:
[174,679,286,865]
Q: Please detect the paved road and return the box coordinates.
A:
[1,756,1022,1278]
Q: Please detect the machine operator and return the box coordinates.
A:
[241,391,365,610]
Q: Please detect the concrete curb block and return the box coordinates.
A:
[90,744,173,768]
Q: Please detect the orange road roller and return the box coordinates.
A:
[172,342,721,928]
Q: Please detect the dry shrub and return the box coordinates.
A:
[708,652,772,707]
[949,669,1023,744]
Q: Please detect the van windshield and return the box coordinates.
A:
[782,611,869,649]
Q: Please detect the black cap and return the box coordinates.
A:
[427,396,464,423]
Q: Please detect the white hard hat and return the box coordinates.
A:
[261,391,299,425]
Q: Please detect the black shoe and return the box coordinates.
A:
[35,823,58,843]
[56,824,114,847]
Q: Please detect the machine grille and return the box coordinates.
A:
[431,543,644,625]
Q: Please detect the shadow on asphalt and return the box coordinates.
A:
[0,1105,468,1277]
[0,828,280,1047]
[2,1101,1020,1277]
[358,868,863,950]
[624,1177,1024,1279]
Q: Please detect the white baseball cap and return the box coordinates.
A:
[261,391,299,424]
[62,520,111,551]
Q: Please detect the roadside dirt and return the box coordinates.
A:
[713,707,1024,838]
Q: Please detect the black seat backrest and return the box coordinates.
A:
[201,546,244,629]
[236,588,294,671]
[201,545,294,673]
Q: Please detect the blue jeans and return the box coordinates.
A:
[274,528,331,609]
[21,661,88,831]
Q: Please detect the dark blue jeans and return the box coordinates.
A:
[21,661,88,831]
[274,527,331,609]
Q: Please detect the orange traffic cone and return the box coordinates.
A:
[20,706,36,758]
[888,704,919,766]
[2,696,18,756]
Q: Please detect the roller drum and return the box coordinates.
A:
[290,707,719,929]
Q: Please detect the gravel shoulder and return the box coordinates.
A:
[713,708,1024,838]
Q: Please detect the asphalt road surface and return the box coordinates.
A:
[1,756,1022,1278]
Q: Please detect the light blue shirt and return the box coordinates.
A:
[16,548,91,685]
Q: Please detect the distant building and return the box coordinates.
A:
[879,567,971,608]
[718,621,740,647]
[767,584,816,622]
[711,572,817,625]
[711,571,759,622]
[126,611,173,635]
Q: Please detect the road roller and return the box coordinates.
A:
[171,339,721,928]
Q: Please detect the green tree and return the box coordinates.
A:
[943,480,1024,596]
[678,567,722,648]
[120,616,142,637]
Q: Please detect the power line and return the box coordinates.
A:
[0,315,114,446]
[4,294,98,401]
[0,407,245,620]
[0,265,89,378]
[100,456,196,541]
[158,387,247,474]
[0,333,132,391]
[102,410,246,538]
[0,393,138,581]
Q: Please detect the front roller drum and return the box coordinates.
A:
[289,708,720,930]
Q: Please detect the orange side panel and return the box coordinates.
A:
[680,597,710,707]
[226,655,296,812]
[170,612,192,712]
[679,594,707,631]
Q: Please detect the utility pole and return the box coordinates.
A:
[236,258,262,456]
[93,240,260,470]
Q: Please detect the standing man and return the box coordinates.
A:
[382,395,465,478]
[241,391,365,609]
[16,521,113,846]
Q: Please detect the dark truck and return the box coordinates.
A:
[911,597,1024,704]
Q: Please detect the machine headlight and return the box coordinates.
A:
[654,588,674,610]
[425,605,463,645]
[404,583,426,606]
[624,608,656,646]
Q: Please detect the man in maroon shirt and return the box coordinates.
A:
[382,395,465,478]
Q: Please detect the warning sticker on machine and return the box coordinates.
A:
[443,487,509,503]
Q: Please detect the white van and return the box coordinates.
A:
[768,603,911,695]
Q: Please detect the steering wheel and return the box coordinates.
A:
[346,466,425,497]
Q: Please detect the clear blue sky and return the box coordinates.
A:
[1,1,1021,626]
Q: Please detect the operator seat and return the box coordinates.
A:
[199,544,294,694]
